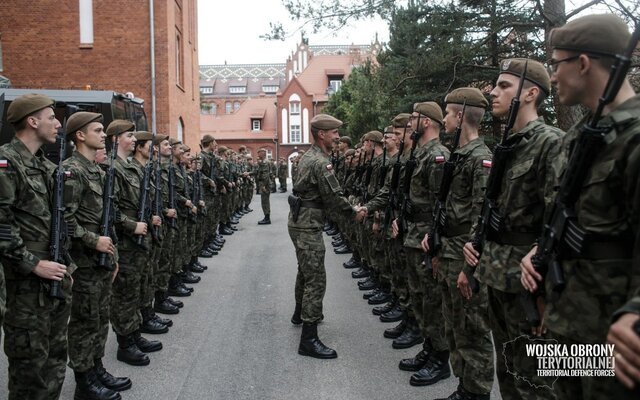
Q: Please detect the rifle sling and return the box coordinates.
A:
[442,223,471,238]
[300,200,324,209]
[489,232,538,246]
[564,238,633,260]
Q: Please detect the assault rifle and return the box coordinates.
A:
[377,140,388,191]
[167,159,178,230]
[399,114,422,234]
[135,133,154,250]
[362,148,375,203]
[521,25,640,327]
[384,124,408,231]
[48,104,77,299]
[151,141,163,241]
[352,150,365,197]
[97,134,119,270]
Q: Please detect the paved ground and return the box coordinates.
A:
[0,191,502,400]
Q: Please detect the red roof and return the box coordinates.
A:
[200,96,277,140]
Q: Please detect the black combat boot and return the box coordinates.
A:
[244,205,253,212]
[167,275,191,297]
[326,227,339,236]
[334,244,352,254]
[368,288,391,305]
[363,288,380,300]
[151,312,173,327]
[166,296,184,308]
[116,334,150,366]
[358,277,377,291]
[199,249,214,258]
[154,291,180,315]
[384,317,407,339]
[352,266,370,279]
[179,268,201,284]
[435,386,489,400]
[220,225,233,235]
[392,318,423,349]
[93,358,131,392]
[373,296,396,316]
[290,303,302,325]
[342,256,361,269]
[258,215,271,225]
[380,303,405,322]
[399,340,433,371]
[189,261,205,273]
[140,307,169,334]
[227,222,238,231]
[409,350,451,386]
[298,323,337,359]
[74,369,121,400]
[132,330,163,353]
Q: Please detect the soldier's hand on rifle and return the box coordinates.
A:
[463,242,479,267]
[372,221,381,236]
[151,215,162,226]
[33,260,67,281]
[133,222,148,235]
[185,200,193,208]
[421,233,430,253]
[354,206,367,223]
[191,206,197,214]
[608,313,640,389]
[391,219,399,238]
[166,208,177,218]
[520,246,542,293]
[457,271,473,300]
[96,236,115,255]
[112,262,119,283]
[199,200,205,208]
[221,186,227,194]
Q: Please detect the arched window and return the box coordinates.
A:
[176,117,184,142]
[233,101,241,111]
[225,101,232,114]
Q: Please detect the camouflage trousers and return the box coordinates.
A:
[439,258,494,395]
[548,330,637,400]
[110,245,149,336]
[182,218,196,266]
[192,217,205,257]
[260,188,271,215]
[139,237,154,309]
[390,239,412,317]
[289,227,326,324]
[406,248,447,351]
[152,225,171,292]
[3,276,72,400]
[68,266,112,372]
[380,238,394,285]
[0,263,5,343]
[279,177,287,190]
[172,217,188,273]
[487,287,557,400]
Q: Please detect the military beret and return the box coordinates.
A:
[355,143,363,149]
[106,119,135,137]
[66,111,104,135]
[345,149,356,157]
[153,134,169,145]
[201,134,215,145]
[257,148,267,153]
[310,114,343,130]
[218,146,228,154]
[339,136,352,146]
[384,125,394,134]
[392,113,411,128]
[169,137,182,146]
[445,87,489,109]
[7,93,55,123]
[238,145,246,151]
[499,58,551,95]
[413,102,444,126]
[550,14,630,58]
[299,150,305,154]
[134,131,153,141]
[363,130,384,143]
[181,144,191,152]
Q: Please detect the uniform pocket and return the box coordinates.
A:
[71,286,99,321]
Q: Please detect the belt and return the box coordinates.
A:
[442,223,471,238]
[300,200,323,209]
[566,240,633,260]
[22,240,51,254]
[406,211,432,223]
[490,232,538,246]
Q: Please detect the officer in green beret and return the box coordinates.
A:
[289,113,356,359]
[256,148,272,224]
[520,13,640,399]
[0,93,73,400]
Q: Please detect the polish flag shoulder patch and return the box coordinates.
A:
[64,170,73,179]
[326,164,333,171]
[0,160,9,168]
[434,155,445,164]
[482,160,492,168]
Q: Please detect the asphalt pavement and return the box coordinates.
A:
[0,190,501,400]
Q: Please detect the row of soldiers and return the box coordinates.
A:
[317,14,639,400]
[0,96,256,400]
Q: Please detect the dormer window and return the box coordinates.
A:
[229,86,246,94]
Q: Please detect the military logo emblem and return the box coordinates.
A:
[502,60,511,70]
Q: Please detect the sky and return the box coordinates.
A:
[197,0,390,66]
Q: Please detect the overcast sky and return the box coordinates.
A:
[197,0,390,65]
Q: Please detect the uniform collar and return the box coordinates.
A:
[455,137,484,155]
[10,137,49,168]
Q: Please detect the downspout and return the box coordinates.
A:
[149,0,157,134]
[274,101,279,161]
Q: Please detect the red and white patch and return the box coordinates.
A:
[482,160,492,168]
[64,170,73,179]
[434,155,445,164]
[0,160,8,168]
[326,164,333,171]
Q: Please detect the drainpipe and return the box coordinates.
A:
[149,0,157,134]
[274,101,279,161]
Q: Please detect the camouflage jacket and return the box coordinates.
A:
[114,157,142,239]
[475,117,564,293]
[404,138,449,249]
[255,159,271,189]
[0,138,56,278]
[291,162,299,183]
[174,164,191,217]
[545,94,640,343]
[364,152,409,213]
[440,137,492,260]
[289,144,353,230]
[278,162,288,179]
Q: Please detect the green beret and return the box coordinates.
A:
[363,130,384,143]
[384,125,394,134]
[169,137,182,146]
[345,149,356,157]
[181,144,191,152]
[201,134,215,145]
[339,136,352,145]
[257,148,267,153]
[6,93,55,123]
[310,114,343,130]
[392,113,411,128]
[218,146,228,154]
[499,58,551,95]
[413,102,444,125]
[550,14,630,57]
[106,119,135,137]
[153,134,169,145]
[445,87,488,109]
[66,111,104,135]
[134,131,153,141]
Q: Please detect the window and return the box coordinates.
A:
[200,103,217,115]
[290,125,301,143]
[329,79,342,93]
[289,102,300,115]
[225,102,232,114]
[177,117,184,142]
[262,85,279,93]
[252,120,261,131]
[234,101,241,111]
[79,0,94,46]
[176,32,184,87]
[266,149,273,159]
[200,87,213,94]
[229,86,246,94]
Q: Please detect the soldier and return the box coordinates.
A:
[278,157,288,192]
[520,14,640,399]
[288,114,356,359]
[64,111,124,400]
[0,94,71,399]
[269,157,277,193]
[460,59,562,399]
[256,148,272,225]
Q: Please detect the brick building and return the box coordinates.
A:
[199,37,381,168]
[0,0,200,149]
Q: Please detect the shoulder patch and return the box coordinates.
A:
[0,159,9,168]
[64,170,73,180]
[326,164,333,171]
[482,160,492,168]
[434,155,445,164]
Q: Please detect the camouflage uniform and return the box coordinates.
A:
[64,151,113,373]
[474,117,563,399]
[154,160,173,293]
[543,97,640,400]
[289,145,354,323]
[439,137,494,395]
[278,160,288,190]
[173,163,191,273]
[291,160,299,183]
[0,138,73,400]
[256,158,271,215]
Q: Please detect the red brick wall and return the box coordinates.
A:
[0,0,200,149]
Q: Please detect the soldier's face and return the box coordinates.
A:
[549,49,584,107]
[118,131,136,154]
[172,145,183,158]
[443,105,460,135]
[384,134,396,151]
[95,148,107,164]
[160,140,172,156]
[138,141,151,158]
[84,122,106,150]
[31,107,61,144]
[490,74,520,118]
[181,151,191,164]
[320,128,340,149]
